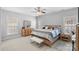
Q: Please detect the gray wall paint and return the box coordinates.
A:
[0,8,1,43]
[0,9,36,41]
[37,8,78,29]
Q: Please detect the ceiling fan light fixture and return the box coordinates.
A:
[36,12,44,16]
[34,7,46,16]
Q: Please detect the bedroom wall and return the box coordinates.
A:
[0,8,2,43]
[37,8,78,29]
[0,9,36,41]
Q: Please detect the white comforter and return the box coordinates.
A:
[32,29,60,42]
[32,29,52,33]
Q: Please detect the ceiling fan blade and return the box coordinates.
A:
[34,8,37,10]
[43,9,46,10]
[41,10,46,13]
[42,11,46,13]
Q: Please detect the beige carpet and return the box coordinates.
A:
[0,36,72,51]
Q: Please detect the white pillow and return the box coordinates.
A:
[45,27,48,29]
[51,30,57,38]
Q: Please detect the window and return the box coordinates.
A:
[63,16,77,34]
[7,16,19,35]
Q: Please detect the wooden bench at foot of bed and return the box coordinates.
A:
[31,34,58,46]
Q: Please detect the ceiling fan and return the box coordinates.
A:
[33,7,46,16]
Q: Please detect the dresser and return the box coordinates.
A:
[76,24,79,51]
[25,28,32,36]
[21,27,32,36]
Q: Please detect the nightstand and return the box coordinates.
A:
[60,33,71,42]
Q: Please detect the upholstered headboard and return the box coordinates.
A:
[48,25,53,29]
[42,25,61,29]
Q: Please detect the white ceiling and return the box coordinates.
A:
[1,7,73,16]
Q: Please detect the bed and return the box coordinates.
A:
[31,25,61,46]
